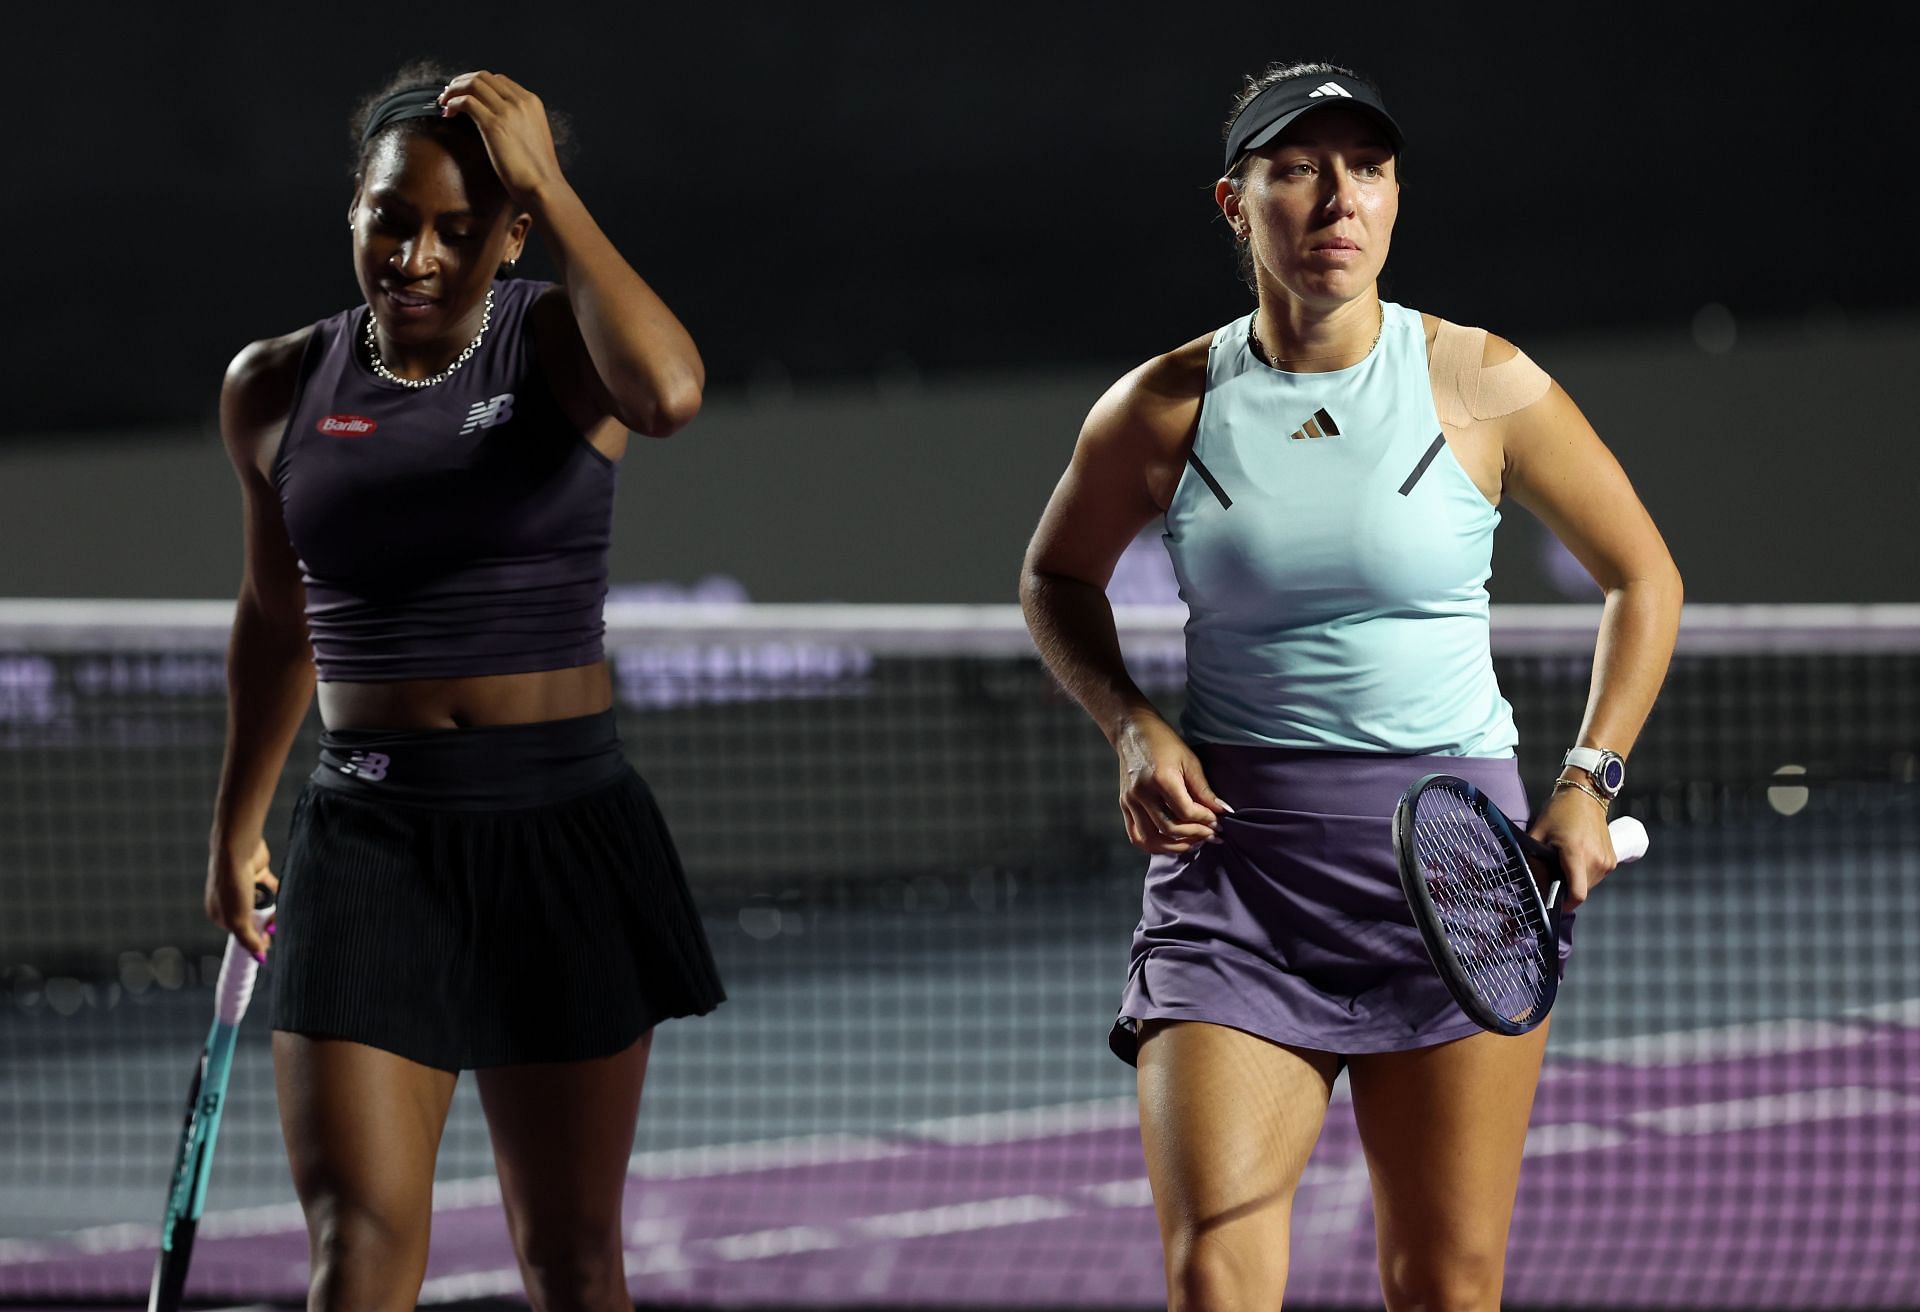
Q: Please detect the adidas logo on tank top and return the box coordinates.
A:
[1289,408,1342,441]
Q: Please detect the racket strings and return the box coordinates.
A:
[1435,807,1546,1019]
[1412,789,1552,1023]
[1417,807,1537,1009]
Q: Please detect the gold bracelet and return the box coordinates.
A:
[1552,777,1611,810]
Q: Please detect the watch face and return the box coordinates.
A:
[1600,757,1627,793]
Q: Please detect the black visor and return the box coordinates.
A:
[1223,73,1404,174]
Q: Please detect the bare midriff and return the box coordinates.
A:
[317,661,614,731]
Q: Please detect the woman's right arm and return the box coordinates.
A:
[1019,344,1229,855]
[205,333,315,958]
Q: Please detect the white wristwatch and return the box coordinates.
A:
[1562,746,1627,799]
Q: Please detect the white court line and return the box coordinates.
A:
[855,1194,1075,1240]
[628,1131,907,1178]
[417,1266,532,1302]
[905,1085,1354,1147]
[9,1010,1913,1271]
[1557,1017,1875,1066]
[420,1070,1920,1304]
[1625,1085,1920,1136]
[710,1224,843,1262]
[425,1193,1083,1302]
[200,1200,310,1240]
[1075,1145,1480,1217]
[1081,1177,1154,1210]
[0,1137,904,1266]
[1846,996,1920,1026]
[1523,1122,1631,1157]
[53,1221,150,1255]
[906,1096,1138,1144]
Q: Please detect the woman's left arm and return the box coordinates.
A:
[442,71,704,438]
[1495,337,1684,908]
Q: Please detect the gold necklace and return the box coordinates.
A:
[1248,303,1383,369]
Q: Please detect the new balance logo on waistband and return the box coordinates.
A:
[1289,408,1342,441]
[1307,82,1352,99]
[460,393,515,434]
[340,751,390,782]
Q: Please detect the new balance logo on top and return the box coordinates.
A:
[1307,82,1352,99]
[340,751,390,782]
[460,393,515,434]
[1289,408,1343,441]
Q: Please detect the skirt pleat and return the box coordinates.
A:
[272,767,725,1071]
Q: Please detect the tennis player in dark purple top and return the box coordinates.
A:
[206,62,723,1311]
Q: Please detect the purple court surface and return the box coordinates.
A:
[2,1011,1916,1309]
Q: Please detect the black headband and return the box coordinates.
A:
[361,86,445,147]
[1223,73,1404,174]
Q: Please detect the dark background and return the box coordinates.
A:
[13,2,1913,427]
[3,2,1912,601]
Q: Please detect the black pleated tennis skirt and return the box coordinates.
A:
[269,709,725,1071]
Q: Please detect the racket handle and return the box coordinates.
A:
[213,936,261,1027]
[214,900,274,1027]
[1608,816,1650,864]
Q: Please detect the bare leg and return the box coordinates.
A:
[273,1033,458,1312]
[1347,1021,1551,1311]
[474,1031,653,1312]
[1137,1020,1343,1310]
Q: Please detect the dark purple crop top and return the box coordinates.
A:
[273,279,615,682]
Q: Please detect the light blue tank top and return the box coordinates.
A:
[1166,301,1517,757]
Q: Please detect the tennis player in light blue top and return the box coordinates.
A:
[1172,297,1517,758]
[1021,60,1683,1309]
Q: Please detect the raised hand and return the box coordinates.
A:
[438,71,567,209]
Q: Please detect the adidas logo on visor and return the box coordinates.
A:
[1307,82,1353,99]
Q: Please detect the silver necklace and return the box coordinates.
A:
[1249,302,1383,369]
[365,288,494,388]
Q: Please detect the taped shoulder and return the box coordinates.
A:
[1429,319,1552,424]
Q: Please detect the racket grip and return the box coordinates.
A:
[1608,816,1650,864]
[213,936,261,1027]
[213,903,273,1027]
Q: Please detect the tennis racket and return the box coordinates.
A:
[147,884,273,1312]
[1393,773,1648,1037]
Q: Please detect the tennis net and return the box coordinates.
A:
[1,601,1916,1308]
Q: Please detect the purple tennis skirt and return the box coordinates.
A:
[1110,743,1576,1065]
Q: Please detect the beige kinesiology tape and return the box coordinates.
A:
[1429,321,1552,426]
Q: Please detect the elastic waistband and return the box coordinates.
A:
[1194,743,1526,820]
[312,709,627,810]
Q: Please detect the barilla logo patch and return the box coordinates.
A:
[317,414,378,437]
